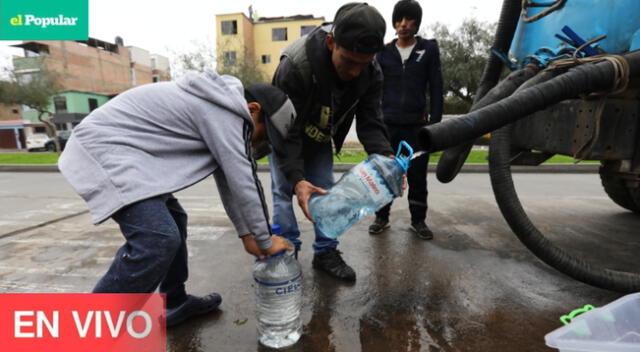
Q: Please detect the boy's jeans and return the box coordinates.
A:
[93,194,188,306]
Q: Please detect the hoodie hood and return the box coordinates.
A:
[176,69,251,124]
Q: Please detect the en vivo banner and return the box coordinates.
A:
[0,293,166,352]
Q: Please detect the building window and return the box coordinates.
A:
[150,57,157,69]
[301,25,315,36]
[17,72,36,84]
[11,109,19,114]
[221,20,238,35]
[261,55,271,64]
[272,28,288,41]
[88,98,98,111]
[53,96,67,113]
[152,74,160,83]
[223,51,237,66]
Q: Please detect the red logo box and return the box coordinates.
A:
[0,293,166,352]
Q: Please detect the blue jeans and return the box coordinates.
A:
[270,143,338,255]
[93,194,188,307]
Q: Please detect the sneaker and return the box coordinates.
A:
[166,293,222,327]
[312,248,356,281]
[368,216,390,234]
[411,221,434,240]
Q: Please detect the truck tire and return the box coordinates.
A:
[599,162,640,213]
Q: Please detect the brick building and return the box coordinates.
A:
[12,37,170,96]
[2,37,171,149]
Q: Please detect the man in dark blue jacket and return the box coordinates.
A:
[369,0,443,239]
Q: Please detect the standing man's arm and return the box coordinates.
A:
[428,41,444,124]
[355,66,394,156]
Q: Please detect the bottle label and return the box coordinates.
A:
[355,161,390,204]
[254,273,302,296]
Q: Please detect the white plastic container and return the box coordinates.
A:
[545,293,640,351]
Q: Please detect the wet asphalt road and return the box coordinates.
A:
[1,170,639,351]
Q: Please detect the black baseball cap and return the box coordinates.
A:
[331,2,386,54]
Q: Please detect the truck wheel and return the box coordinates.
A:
[599,162,640,213]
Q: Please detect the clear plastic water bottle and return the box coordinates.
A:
[253,225,302,349]
[309,141,414,239]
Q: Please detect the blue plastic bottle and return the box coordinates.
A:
[309,141,414,239]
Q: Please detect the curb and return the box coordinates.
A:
[0,163,599,173]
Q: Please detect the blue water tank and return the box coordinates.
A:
[510,0,640,65]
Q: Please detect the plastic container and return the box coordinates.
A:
[545,293,640,351]
[309,141,413,239]
[253,225,302,349]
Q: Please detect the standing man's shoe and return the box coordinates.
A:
[368,216,390,234]
[411,221,434,240]
[312,248,356,281]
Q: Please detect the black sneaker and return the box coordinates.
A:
[368,216,390,234]
[411,221,434,240]
[312,248,356,281]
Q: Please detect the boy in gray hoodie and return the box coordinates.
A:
[58,70,292,327]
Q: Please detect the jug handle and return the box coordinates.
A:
[395,141,414,172]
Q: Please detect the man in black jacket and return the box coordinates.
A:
[369,0,443,240]
[271,2,393,281]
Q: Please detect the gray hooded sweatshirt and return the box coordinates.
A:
[58,70,272,249]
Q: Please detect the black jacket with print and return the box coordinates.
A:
[272,24,393,187]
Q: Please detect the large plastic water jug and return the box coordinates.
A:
[309,141,413,239]
[253,225,302,349]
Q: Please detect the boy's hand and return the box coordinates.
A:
[262,235,293,256]
[241,234,293,260]
[294,180,327,222]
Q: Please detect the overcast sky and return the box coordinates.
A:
[0,0,504,70]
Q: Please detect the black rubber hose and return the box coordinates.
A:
[475,0,523,102]
[436,66,538,183]
[490,124,640,293]
[435,0,522,183]
[419,50,640,152]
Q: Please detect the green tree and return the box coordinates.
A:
[216,38,268,87]
[170,39,268,86]
[169,40,216,78]
[425,19,496,113]
[0,66,63,152]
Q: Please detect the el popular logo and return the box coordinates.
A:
[10,14,79,28]
[1,0,88,40]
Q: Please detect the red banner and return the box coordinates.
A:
[0,293,166,352]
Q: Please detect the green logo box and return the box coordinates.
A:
[0,0,88,40]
